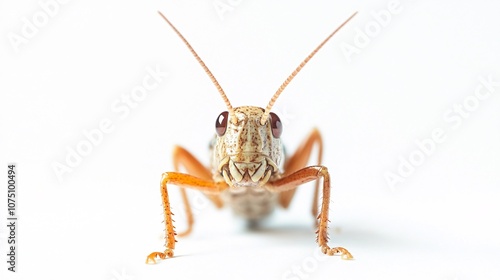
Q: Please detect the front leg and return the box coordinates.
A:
[146,172,228,264]
[280,128,323,220]
[267,166,353,259]
[172,146,224,237]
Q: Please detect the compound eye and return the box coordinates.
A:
[215,111,229,136]
[269,112,282,138]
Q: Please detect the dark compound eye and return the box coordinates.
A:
[269,112,282,138]
[215,111,229,136]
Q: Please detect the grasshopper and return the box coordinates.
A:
[146,11,357,264]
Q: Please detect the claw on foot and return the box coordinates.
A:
[145,249,174,264]
[321,246,353,260]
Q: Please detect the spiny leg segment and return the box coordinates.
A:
[146,173,227,264]
[279,128,323,220]
[172,146,224,237]
[268,166,353,259]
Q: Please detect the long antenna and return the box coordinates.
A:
[260,11,358,125]
[158,11,237,124]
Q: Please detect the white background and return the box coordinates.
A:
[1,0,500,279]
